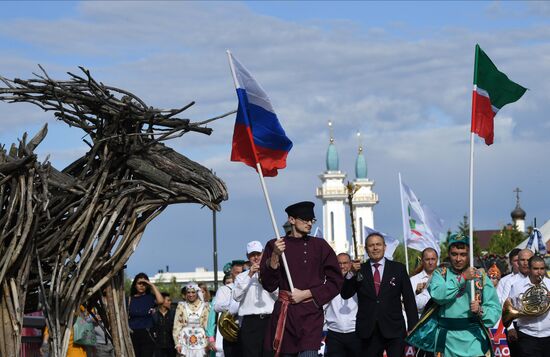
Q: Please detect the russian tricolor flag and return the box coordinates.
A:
[227,51,293,177]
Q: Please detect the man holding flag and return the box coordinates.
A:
[260,202,343,357]
[406,234,501,356]
[226,53,342,356]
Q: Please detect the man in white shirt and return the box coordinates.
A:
[496,248,521,304]
[324,252,360,357]
[409,248,438,316]
[233,241,276,357]
[214,260,244,357]
[508,255,550,356]
[504,248,533,356]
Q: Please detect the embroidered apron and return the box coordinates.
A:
[178,302,207,357]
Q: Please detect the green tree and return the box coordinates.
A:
[456,214,481,257]
[125,273,132,296]
[488,225,526,255]
[392,244,422,274]
[439,241,448,262]
[156,276,184,300]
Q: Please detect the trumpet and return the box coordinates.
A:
[502,275,550,327]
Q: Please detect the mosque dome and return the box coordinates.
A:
[355,147,367,179]
[326,140,339,171]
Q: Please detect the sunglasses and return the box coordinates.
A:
[296,217,317,224]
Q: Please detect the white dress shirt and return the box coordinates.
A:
[324,292,358,333]
[213,283,239,315]
[497,272,518,305]
[233,270,276,316]
[509,275,550,337]
[370,257,386,280]
[410,270,431,314]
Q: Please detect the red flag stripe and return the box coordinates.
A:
[471,89,496,145]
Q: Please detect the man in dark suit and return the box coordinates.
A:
[341,232,418,357]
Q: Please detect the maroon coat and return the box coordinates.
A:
[260,235,343,354]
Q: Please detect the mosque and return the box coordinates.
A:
[315,121,378,257]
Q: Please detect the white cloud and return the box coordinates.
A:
[1,2,549,274]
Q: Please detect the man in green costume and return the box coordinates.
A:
[406,234,501,357]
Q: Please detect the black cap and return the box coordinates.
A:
[285,201,315,220]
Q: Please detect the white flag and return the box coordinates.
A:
[364,226,400,260]
[400,178,443,255]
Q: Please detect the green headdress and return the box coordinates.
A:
[447,233,469,248]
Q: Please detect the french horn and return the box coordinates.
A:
[218,311,239,342]
[502,275,550,327]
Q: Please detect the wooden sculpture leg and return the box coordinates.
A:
[105,271,136,357]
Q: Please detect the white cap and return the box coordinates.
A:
[246,240,263,254]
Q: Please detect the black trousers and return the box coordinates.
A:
[324,330,361,357]
[131,328,156,357]
[223,337,242,357]
[518,331,550,357]
[359,324,405,357]
[239,314,272,357]
[506,325,520,357]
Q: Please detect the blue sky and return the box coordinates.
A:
[1,1,549,277]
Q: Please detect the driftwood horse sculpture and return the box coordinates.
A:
[0,66,230,356]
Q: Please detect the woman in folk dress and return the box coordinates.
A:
[173,283,210,357]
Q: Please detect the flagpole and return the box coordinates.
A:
[226,50,295,291]
[468,129,475,300]
[468,46,480,301]
[255,162,294,291]
[398,173,410,274]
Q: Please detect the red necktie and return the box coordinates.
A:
[373,263,381,295]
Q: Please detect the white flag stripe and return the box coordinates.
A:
[228,52,275,113]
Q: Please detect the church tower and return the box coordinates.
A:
[351,132,379,258]
[511,187,526,233]
[316,121,348,253]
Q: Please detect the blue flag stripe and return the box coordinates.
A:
[236,88,293,152]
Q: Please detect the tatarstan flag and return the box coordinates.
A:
[471,44,527,145]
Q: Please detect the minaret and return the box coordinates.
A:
[511,187,526,233]
[316,121,348,253]
[351,132,379,257]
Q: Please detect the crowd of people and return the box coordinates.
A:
[42,200,549,357]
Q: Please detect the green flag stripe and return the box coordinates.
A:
[473,44,527,110]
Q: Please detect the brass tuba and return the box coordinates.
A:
[218,311,239,342]
[502,275,550,327]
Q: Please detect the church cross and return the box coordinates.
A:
[513,187,522,205]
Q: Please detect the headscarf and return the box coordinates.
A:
[184,282,204,302]
[488,263,502,280]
